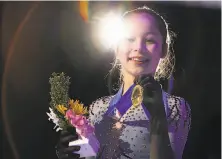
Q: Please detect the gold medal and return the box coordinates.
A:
[131,85,143,107]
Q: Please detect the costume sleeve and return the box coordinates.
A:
[88,100,99,126]
[88,96,113,126]
[167,97,191,159]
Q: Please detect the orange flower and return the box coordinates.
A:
[69,99,88,115]
[56,104,68,115]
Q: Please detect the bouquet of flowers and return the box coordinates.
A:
[46,72,99,158]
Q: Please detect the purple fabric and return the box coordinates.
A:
[106,84,136,117]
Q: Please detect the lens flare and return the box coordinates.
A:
[98,13,124,48]
[79,1,89,22]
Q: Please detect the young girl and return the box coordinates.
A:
[55,6,191,159]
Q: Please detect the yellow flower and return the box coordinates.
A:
[69,99,88,115]
[56,104,68,115]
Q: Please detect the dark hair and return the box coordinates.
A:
[108,6,175,94]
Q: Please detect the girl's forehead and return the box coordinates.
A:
[122,13,160,35]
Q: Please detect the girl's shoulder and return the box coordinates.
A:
[163,91,191,114]
[88,95,114,125]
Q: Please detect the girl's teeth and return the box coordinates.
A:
[131,58,144,62]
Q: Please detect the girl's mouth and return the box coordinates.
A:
[128,57,150,64]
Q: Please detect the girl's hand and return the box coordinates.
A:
[55,129,81,159]
[134,75,167,121]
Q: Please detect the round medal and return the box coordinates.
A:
[131,85,143,107]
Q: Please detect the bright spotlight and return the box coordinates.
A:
[98,13,124,49]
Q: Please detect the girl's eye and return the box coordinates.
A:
[145,39,156,44]
[127,38,135,42]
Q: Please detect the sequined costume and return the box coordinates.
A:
[88,85,191,159]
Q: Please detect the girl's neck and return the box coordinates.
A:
[122,72,135,95]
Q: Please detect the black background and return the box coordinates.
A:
[1,1,221,159]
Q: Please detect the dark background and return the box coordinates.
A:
[1,1,221,159]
